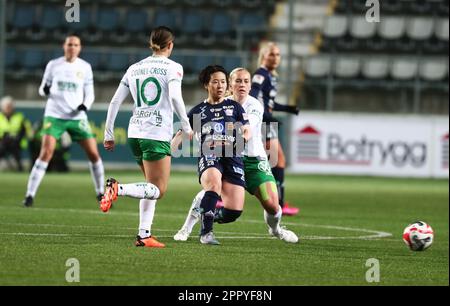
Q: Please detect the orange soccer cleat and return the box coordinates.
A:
[100,178,119,213]
[135,236,166,248]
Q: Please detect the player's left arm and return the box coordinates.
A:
[80,65,95,112]
[248,104,263,137]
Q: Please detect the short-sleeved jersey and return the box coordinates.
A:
[121,55,184,142]
[42,57,94,120]
[250,67,277,122]
[188,99,249,157]
[241,96,267,159]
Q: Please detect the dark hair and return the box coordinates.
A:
[150,26,174,52]
[65,34,81,43]
[198,65,229,86]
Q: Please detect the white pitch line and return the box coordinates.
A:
[0,232,275,240]
[0,206,393,240]
[0,222,268,237]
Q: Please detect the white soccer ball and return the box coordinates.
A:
[403,221,434,251]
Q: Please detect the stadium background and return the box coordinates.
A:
[0,0,448,287]
[0,0,448,177]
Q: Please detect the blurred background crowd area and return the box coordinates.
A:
[0,0,448,114]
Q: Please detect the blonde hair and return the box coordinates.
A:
[258,41,280,76]
[229,67,250,81]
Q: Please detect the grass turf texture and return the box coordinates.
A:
[0,171,448,286]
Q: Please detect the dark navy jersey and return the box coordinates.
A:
[250,67,277,118]
[188,99,249,157]
[250,67,299,123]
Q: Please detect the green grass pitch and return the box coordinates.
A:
[0,171,448,286]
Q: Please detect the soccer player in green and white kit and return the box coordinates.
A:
[102,27,193,248]
[23,35,105,207]
[174,68,298,243]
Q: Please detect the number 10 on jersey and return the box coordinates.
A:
[136,77,162,107]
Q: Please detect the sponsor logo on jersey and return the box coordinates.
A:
[225,109,233,116]
[202,124,212,134]
[214,123,224,133]
[252,74,265,85]
[250,109,262,117]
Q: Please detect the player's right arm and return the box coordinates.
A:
[39,61,54,97]
[104,75,130,151]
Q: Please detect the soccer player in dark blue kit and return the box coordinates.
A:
[173,65,251,245]
[250,42,300,216]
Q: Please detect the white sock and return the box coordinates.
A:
[139,199,156,238]
[264,206,282,233]
[89,159,105,195]
[26,159,49,198]
[182,190,205,233]
[118,183,160,200]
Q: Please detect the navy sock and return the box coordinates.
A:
[272,167,285,207]
[200,191,221,235]
[215,208,243,224]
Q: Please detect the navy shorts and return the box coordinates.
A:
[198,155,246,188]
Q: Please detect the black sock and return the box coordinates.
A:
[272,167,285,207]
[200,191,221,235]
[215,208,243,224]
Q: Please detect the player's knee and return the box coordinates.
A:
[205,182,221,194]
[215,208,242,224]
[87,152,100,163]
[157,186,168,199]
[39,148,54,162]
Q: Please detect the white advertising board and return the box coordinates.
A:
[290,113,449,178]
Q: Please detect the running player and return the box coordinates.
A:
[172,65,251,245]
[101,27,193,248]
[250,42,300,216]
[174,68,298,243]
[22,35,104,207]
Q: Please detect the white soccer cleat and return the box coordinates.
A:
[200,231,220,245]
[190,191,204,220]
[174,228,191,241]
[270,226,299,244]
[173,191,204,241]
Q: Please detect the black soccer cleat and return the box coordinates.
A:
[23,196,34,208]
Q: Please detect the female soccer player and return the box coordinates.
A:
[172,65,251,245]
[250,42,300,216]
[22,35,104,207]
[174,68,298,244]
[101,27,193,248]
